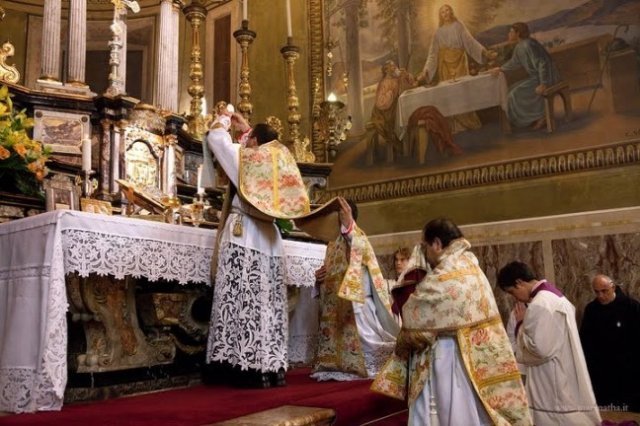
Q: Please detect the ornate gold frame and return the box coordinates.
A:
[306,0,640,204]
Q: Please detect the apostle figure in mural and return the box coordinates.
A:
[417,4,497,133]
[311,197,400,381]
[203,112,310,388]
[497,261,601,425]
[372,218,531,426]
[491,22,561,130]
[368,60,415,160]
[580,274,640,411]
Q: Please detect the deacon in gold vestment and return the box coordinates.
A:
[372,218,532,425]
[311,198,400,381]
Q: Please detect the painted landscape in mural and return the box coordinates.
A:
[323,0,640,188]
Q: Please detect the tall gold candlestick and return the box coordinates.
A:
[233,20,256,121]
[280,43,301,150]
[184,0,208,139]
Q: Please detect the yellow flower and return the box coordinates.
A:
[0,145,9,160]
[0,84,49,193]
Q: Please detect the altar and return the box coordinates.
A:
[0,211,326,413]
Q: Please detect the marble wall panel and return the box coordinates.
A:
[368,206,640,326]
[553,233,640,325]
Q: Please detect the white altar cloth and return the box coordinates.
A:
[0,210,325,413]
[395,72,509,138]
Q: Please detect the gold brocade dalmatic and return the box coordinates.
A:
[372,238,532,426]
[238,140,310,219]
[313,225,393,377]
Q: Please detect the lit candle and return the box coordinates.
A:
[285,0,292,38]
[327,92,337,102]
[196,164,203,194]
[82,138,91,172]
[242,0,248,21]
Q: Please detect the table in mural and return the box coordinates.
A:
[395,72,510,139]
[0,210,325,413]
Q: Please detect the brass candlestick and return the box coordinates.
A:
[233,20,256,121]
[184,0,209,139]
[318,98,350,159]
[280,41,302,151]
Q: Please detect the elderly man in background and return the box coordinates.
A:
[580,274,640,411]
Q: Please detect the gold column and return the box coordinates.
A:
[183,0,208,139]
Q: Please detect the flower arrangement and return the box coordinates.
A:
[0,85,50,197]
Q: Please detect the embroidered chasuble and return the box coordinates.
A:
[238,141,310,219]
[313,225,395,377]
[372,239,532,426]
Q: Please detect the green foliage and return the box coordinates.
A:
[275,218,294,235]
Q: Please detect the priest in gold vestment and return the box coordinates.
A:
[204,113,310,388]
[373,218,532,425]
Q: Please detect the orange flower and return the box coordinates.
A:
[27,161,39,173]
[13,143,27,158]
[0,145,9,160]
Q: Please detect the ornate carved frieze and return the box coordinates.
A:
[321,139,640,203]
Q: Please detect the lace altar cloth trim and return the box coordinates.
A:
[61,230,324,288]
[62,229,214,285]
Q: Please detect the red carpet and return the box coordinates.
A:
[0,368,407,426]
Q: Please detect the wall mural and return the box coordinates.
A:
[309,0,640,199]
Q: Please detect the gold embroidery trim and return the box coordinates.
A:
[270,147,280,212]
[438,267,478,282]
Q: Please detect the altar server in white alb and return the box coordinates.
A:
[203,112,310,388]
[497,261,601,425]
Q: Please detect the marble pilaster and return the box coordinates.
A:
[38,0,62,84]
[154,0,177,111]
[67,0,87,86]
